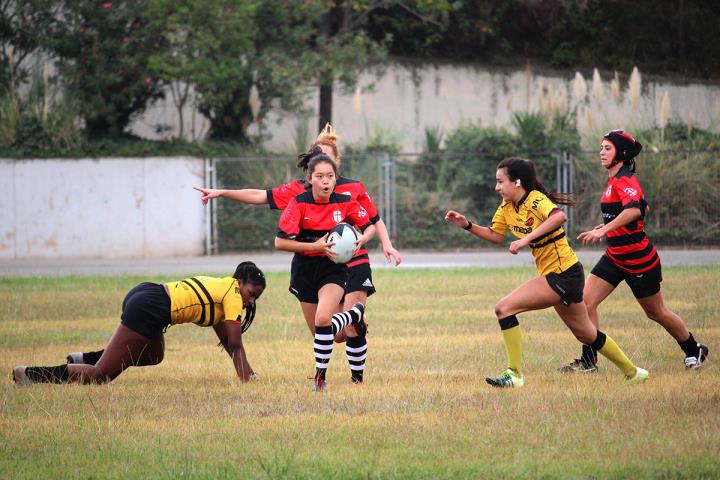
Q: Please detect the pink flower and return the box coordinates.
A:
[103,3,112,9]
[144,76,153,84]
[123,36,129,43]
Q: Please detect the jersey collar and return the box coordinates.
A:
[513,190,530,212]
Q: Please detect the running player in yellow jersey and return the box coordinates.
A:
[12,262,266,386]
[445,157,648,388]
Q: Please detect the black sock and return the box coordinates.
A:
[581,344,597,364]
[84,350,104,365]
[26,364,69,383]
[678,333,698,357]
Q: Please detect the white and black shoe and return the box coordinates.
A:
[685,344,709,369]
[351,303,367,338]
[66,352,84,364]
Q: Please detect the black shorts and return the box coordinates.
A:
[289,254,348,304]
[590,254,662,299]
[120,282,171,339]
[546,261,585,306]
[347,262,376,297]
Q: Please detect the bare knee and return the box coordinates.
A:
[572,330,596,345]
[644,306,667,323]
[315,313,332,327]
[141,349,164,366]
[494,301,512,320]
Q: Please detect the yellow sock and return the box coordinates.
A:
[598,334,636,377]
[501,325,523,374]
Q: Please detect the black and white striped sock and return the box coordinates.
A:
[330,305,363,335]
[314,325,334,380]
[331,311,353,335]
[346,336,367,383]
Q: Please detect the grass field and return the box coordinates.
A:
[1,266,719,479]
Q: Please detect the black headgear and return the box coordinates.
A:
[604,130,642,163]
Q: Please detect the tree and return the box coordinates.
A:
[0,0,57,92]
[315,1,448,132]
[45,1,166,137]
[147,1,389,143]
[148,1,328,142]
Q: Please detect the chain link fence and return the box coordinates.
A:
[207,149,720,253]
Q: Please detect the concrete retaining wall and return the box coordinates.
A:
[0,157,206,259]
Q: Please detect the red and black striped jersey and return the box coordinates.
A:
[267,177,380,266]
[277,191,371,257]
[601,164,659,274]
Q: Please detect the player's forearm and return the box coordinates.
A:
[600,208,641,235]
[230,346,254,382]
[468,224,503,244]
[359,224,376,244]
[221,189,268,205]
[523,211,567,244]
[275,237,318,253]
[374,220,394,249]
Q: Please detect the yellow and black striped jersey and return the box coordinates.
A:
[489,190,578,276]
[165,276,244,327]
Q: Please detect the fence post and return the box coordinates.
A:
[377,152,397,241]
[204,157,218,255]
[555,151,574,235]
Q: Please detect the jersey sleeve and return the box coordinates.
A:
[347,200,371,231]
[222,282,244,322]
[530,193,559,221]
[277,198,301,239]
[613,177,643,210]
[356,181,380,224]
[267,180,304,211]
[489,204,509,236]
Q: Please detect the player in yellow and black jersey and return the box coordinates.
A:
[445,157,648,388]
[12,262,266,386]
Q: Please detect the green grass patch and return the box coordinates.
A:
[1,267,718,479]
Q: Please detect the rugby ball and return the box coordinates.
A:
[327,222,358,264]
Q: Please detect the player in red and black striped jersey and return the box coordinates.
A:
[195,124,402,383]
[275,153,376,391]
[559,130,708,373]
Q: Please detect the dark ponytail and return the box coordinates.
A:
[296,145,324,172]
[233,261,266,288]
[497,157,574,206]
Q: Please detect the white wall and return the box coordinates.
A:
[0,157,206,259]
[130,60,720,152]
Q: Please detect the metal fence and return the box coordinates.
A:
[206,149,720,253]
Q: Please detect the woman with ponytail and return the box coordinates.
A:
[559,130,708,373]
[13,262,266,386]
[194,124,401,384]
[445,157,648,388]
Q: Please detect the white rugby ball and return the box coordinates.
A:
[327,222,358,264]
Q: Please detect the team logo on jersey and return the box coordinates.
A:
[623,187,638,197]
[333,210,342,223]
[605,185,613,197]
[525,218,534,227]
[358,207,367,217]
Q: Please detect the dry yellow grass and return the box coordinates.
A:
[1,267,718,479]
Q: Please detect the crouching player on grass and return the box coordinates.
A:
[13,262,265,386]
